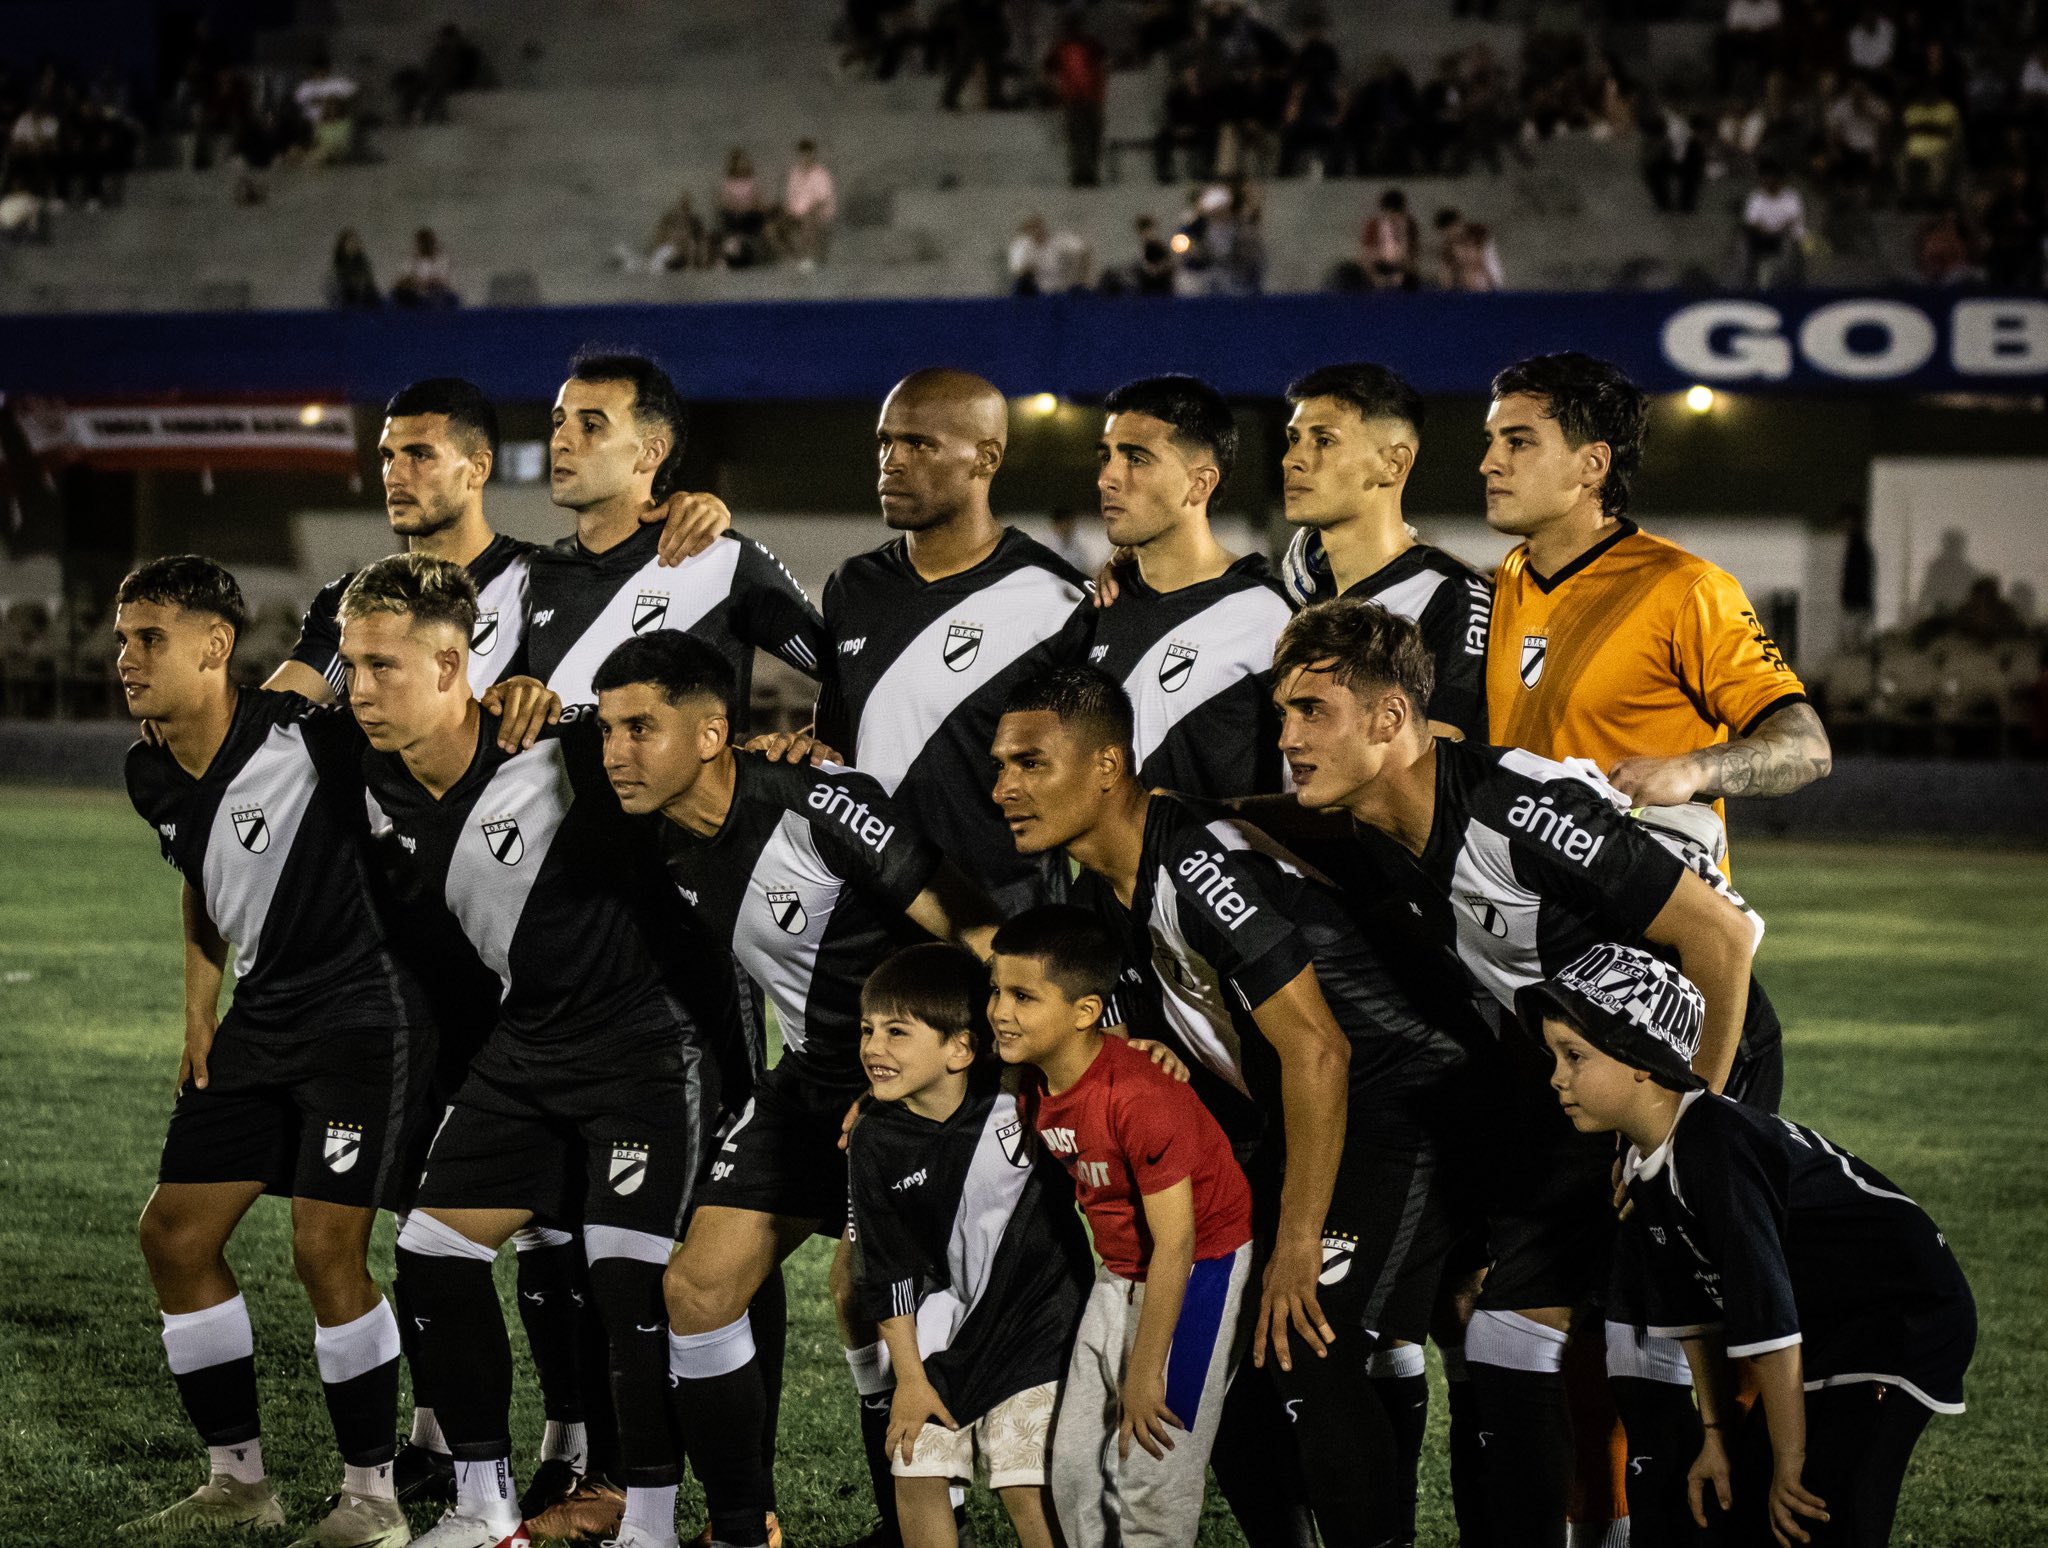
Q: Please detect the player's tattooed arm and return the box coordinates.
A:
[1608,701,1832,805]
[179,883,227,1093]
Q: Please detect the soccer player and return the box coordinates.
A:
[582,628,1004,1548]
[811,368,1090,913]
[991,907,1255,1548]
[527,351,827,714]
[1524,944,1975,1548]
[1266,598,1764,1548]
[1050,374,1292,796]
[849,942,1094,1548]
[114,555,430,1548]
[991,664,1474,1548]
[1276,362,1492,742]
[338,554,739,1548]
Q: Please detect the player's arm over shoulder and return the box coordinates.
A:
[1676,567,1831,797]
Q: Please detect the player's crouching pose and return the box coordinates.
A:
[114,555,436,1547]
[338,553,740,1548]
[1522,945,1975,1548]
[991,908,1255,1548]
[848,944,1094,1548]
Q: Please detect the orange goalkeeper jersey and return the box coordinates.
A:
[1487,520,1808,819]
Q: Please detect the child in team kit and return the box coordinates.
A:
[846,942,1093,1548]
[1521,943,1975,1548]
[989,907,1256,1548]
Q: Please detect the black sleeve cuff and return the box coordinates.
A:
[1738,692,1809,739]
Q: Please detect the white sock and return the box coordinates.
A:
[623,1483,680,1545]
[343,1459,395,1501]
[842,1338,892,1397]
[409,1406,448,1454]
[1568,1520,1630,1548]
[454,1457,519,1530]
[1367,1341,1428,1380]
[540,1417,588,1470]
[208,1438,265,1485]
[314,1300,402,1385]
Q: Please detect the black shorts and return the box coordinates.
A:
[158,1012,432,1212]
[1472,1066,1619,1314]
[697,1060,859,1233]
[413,1031,719,1242]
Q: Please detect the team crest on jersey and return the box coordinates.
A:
[943,622,983,672]
[609,1142,650,1196]
[998,1117,1031,1168]
[1159,641,1198,692]
[230,805,269,854]
[1318,1232,1357,1285]
[766,887,808,935]
[323,1122,363,1174]
[632,591,671,635]
[482,816,524,866]
[1519,633,1548,688]
[471,610,499,656]
[1463,893,1509,938]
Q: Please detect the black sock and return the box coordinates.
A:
[855,1383,902,1547]
[1270,1340,1403,1548]
[394,1246,512,1460]
[1210,1367,1318,1548]
[575,1253,624,1483]
[669,1316,771,1544]
[1370,1369,1428,1545]
[313,1303,403,1467]
[160,1296,262,1447]
[393,1268,438,1415]
[750,1267,787,1509]
[586,1257,681,1490]
[1470,1362,1571,1548]
[1610,1376,1703,1548]
[515,1239,587,1424]
[1446,1377,1493,1548]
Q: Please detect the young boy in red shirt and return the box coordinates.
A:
[990,906,1254,1548]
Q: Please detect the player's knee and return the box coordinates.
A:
[662,1254,747,1335]
[289,1213,369,1293]
[137,1200,220,1281]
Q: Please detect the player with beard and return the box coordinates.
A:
[1047,375,1292,798]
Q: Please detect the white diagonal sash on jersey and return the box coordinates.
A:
[202,721,320,981]
[466,555,531,692]
[919,1094,1037,1360]
[854,565,1083,793]
[1121,589,1291,772]
[1448,819,1545,1007]
[442,742,574,992]
[542,540,742,705]
[730,811,842,1057]
[1369,567,1448,623]
[1148,871,1253,1096]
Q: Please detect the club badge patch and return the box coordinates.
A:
[1158,641,1198,693]
[1318,1232,1356,1286]
[1463,893,1509,938]
[632,591,671,635]
[767,887,808,935]
[323,1122,363,1174]
[471,610,499,656]
[998,1117,1032,1168]
[230,805,269,854]
[609,1142,650,1196]
[943,622,982,673]
[1520,633,1548,688]
[482,816,524,866]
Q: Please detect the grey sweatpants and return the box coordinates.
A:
[1050,1244,1251,1548]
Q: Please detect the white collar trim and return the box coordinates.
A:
[1625,1088,1707,1186]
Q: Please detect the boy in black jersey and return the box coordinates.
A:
[1048,374,1292,797]
[114,556,429,1548]
[584,628,1004,1548]
[992,664,1473,1548]
[338,554,738,1548]
[1522,945,1974,1548]
[848,943,1092,1548]
[1275,363,1491,742]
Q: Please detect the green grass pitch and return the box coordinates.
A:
[0,786,2042,1546]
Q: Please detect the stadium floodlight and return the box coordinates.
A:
[1684,385,1717,414]
[299,403,326,426]
[1028,392,1060,417]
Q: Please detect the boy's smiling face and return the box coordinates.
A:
[987,953,1099,1067]
[1542,1016,1649,1132]
[859,1011,974,1107]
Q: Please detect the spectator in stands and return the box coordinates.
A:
[1278,62,1344,178]
[1916,528,1977,620]
[1914,206,1981,285]
[1359,187,1419,288]
[1098,215,1175,296]
[1046,12,1108,188]
[1713,95,1768,181]
[1897,80,1963,209]
[1716,0,1785,94]
[7,92,62,195]
[1216,179,1266,293]
[389,226,458,307]
[1342,56,1418,176]
[1435,207,1505,290]
[1742,158,1806,286]
[1823,76,1891,197]
[294,54,360,165]
[618,194,707,273]
[778,139,838,269]
[325,229,380,307]
[1644,105,1707,213]
[716,147,769,267]
[1008,215,1090,295]
[0,176,48,242]
[1845,6,1898,85]
[1952,576,2027,645]
[394,23,489,125]
[1155,65,1219,184]
[1839,502,1875,651]
[942,0,1013,111]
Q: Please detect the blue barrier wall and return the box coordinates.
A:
[6,291,2043,402]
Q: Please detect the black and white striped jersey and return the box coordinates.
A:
[1050,554,1293,798]
[290,534,535,698]
[1279,531,1492,741]
[848,1084,1093,1422]
[1074,791,1471,1147]
[1614,1090,1974,1414]
[361,708,726,1067]
[525,524,827,723]
[814,528,1089,910]
[125,688,415,1035]
[658,752,941,1097]
[1345,740,1763,1017]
